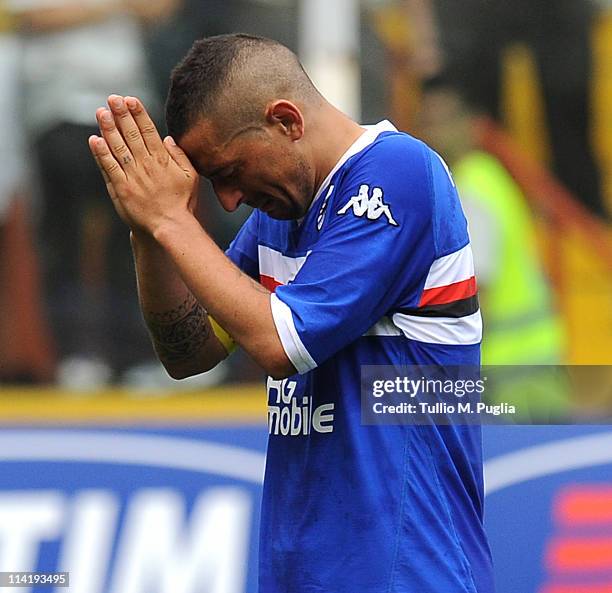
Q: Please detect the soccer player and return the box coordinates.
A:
[89,34,494,593]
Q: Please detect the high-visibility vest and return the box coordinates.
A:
[453,151,566,365]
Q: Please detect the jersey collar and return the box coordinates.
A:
[307,119,398,213]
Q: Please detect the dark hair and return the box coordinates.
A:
[165,33,284,140]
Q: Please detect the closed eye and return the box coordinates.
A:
[209,163,241,182]
[215,167,235,179]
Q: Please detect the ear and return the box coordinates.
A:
[265,100,304,141]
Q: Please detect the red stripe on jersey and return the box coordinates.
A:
[419,276,477,307]
[260,275,283,293]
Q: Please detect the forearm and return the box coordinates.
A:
[88,95,293,377]
[131,230,228,379]
[153,217,295,378]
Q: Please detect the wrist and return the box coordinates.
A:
[152,213,203,250]
[130,228,158,248]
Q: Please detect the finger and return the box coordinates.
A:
[164,136,196,174]
[125,96,166,155]
[96,108,135,170]
[88,134,127,187]
[107,94,149,159]
[88,135,120,206]
[88,135,111,185]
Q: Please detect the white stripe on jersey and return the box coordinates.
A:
[270,293,317,374]
[365,312,482,345]
[392,310,482,345]
[365,317,402,336]
[274,298,481,371]
[258,245,309,286]
[423,244,475,290]
[268,241,480,371]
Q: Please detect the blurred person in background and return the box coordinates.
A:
[7,0,179,387]
[0,1,55,384]
[418,76,571,418]
[404,0,609,220]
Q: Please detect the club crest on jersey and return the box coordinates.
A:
[337,184,399,226]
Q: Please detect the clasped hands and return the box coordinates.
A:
[88,95,199,238]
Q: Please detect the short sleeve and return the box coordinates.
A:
[225,210,259,280]
[271,136,437,373]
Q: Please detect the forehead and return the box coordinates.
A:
[178,119,230,167]
[178,118,263,176]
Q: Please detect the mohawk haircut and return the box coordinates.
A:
[165,33,320,141]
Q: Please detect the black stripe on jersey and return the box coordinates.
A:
[397,294,479,318]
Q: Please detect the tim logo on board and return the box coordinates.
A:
[0,428,267,593]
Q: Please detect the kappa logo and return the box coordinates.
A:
[337,184,399,226]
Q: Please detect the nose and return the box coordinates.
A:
[214,183,244,212]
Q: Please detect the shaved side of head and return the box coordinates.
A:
[166,34,323,142]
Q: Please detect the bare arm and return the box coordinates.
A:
[88,102,228,379]
[151,215,294,379]
[131,231,228,379]
[89,95,295,379]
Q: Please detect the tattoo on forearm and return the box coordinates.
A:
[144,295,212,364]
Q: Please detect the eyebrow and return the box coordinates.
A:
[201,163,234,179]
[206,165,227,178]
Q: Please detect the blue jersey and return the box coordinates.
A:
[227,121,494,593]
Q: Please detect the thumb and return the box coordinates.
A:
[164,136,194,172]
